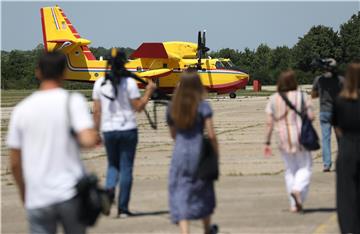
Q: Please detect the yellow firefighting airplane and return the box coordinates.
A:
[41,6,249,98]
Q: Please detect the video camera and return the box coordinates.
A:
[310,58,337,71]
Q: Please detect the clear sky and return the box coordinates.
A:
[1,1,359,52]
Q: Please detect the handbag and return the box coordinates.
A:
[75,175,111,226]
[279,92,320,151]
[66,92,110,226]
[195,136,219,181]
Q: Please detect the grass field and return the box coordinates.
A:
[0,89,93,107]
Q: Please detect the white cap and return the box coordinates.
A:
[324,58,337,67]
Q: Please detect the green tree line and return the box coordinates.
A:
[1,12,359,89]
[209,12,360,85]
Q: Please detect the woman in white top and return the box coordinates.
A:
[264,70,315,212]
[93,70,156,217]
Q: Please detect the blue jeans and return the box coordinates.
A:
[320,112,335,168]
[103,129,138,212]
[27,197,85,234]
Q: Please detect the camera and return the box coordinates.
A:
[310,58,337,71]
[76,174,111,226]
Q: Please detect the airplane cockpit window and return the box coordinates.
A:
[227,61,235,67]
[222,61,235,69]
[215,61,225,69]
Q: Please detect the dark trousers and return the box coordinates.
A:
[336,135,360,234]
[27,197,85,234]
[103,129,138,212]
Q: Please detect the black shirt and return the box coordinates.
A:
[333,96,360,134]
[312,72,344,112]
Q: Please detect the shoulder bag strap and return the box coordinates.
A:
[279,92,303,117]
[66,92,87,175]
[300,92,306,115]
[66,91,76,138]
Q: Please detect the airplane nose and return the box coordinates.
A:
[235,71,250,83]
[236,74,249,80]
[233,66,249,75]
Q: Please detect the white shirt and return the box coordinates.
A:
[7,88,94,209]
[92,77,141,132]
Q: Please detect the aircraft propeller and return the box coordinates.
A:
[197,30,210,70]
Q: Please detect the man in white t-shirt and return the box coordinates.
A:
[7,52,98,234]
[93,67,155,217]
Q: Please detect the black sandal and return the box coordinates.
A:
[209,224,219,234]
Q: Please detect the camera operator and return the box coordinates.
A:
[311,58,344,172]
[92,51,156,218]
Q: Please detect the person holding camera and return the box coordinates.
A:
[7,52,99,234]
[311,58,343,172]
[92,54,156,218]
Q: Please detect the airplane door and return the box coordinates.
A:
[205,60,214,88]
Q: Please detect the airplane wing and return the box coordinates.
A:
[137,68,172,78]
[130,43,180,60]
[131,43,167,59]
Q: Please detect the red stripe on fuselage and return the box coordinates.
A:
[138,78,248,94]
[207,79,248,94]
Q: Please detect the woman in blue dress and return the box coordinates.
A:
[166,71,219,234]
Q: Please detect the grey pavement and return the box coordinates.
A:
[2,171,338,234]
[1,95,340,233]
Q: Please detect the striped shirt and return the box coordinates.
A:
[265,90,314,154]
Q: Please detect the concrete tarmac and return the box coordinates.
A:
[1,94,340,233]
[1,171,338,233]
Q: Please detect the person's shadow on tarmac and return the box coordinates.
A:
[302,208,336,214]
[130,210,169,217]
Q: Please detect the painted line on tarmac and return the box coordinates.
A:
[313,213,337,234]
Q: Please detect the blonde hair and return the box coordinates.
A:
[340,63,360,100]
[171,71,205,130]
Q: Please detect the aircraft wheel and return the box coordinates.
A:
[229,92,236,99]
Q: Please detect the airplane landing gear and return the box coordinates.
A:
[229,92,236,99]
